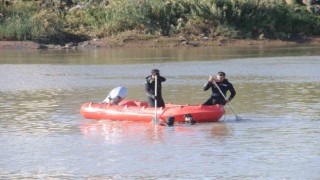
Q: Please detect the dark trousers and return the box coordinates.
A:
[203,96,226,105]
[148,96,165,107]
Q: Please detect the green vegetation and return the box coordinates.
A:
[1,0,319,44]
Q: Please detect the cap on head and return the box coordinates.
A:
[151,69,160,75]
[217,71,226,77]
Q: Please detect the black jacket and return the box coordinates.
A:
[145,75,166,98]
[203,79,236,101]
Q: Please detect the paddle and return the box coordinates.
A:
[152,75,159,124]
[212,80,242,120]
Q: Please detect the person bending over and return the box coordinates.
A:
[203,71,236,105]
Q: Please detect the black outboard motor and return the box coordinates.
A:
[184,114,196,125]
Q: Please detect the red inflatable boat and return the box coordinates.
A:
[80,100,225,123]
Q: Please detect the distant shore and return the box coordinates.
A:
[1,36,320,50]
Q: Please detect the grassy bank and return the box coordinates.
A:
[1,0,320,45]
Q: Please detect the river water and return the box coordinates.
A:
[0,45,319,179]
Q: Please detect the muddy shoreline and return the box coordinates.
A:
[1,36,320,50]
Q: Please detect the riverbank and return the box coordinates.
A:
[1,35,320,50]
[2,1,320,50]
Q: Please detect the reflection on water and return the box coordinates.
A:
[1,44,320,64]
[235,82,320,120]
[80,121,162,144]
[80,121,232,145]
[0,46,320,179]
[0,89,84,135]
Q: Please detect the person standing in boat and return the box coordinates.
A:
[145,69,166,107]
[203,71,236,105]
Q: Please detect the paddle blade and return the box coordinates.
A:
[235,115,242,121]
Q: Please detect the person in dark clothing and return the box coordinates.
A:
[203,71,236,105]
[145,69,166,107]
